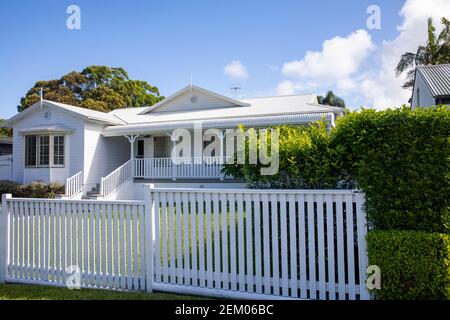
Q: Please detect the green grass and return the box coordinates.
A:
[0,284,205,300]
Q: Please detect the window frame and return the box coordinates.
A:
[24,134,66,168]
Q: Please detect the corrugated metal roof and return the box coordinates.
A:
[417,64,450,97]
[102,112,336,137]
[108,94,343,125]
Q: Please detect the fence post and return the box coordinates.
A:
[355,191,370,300]
[0,194,11,284]
[144,188,154,293]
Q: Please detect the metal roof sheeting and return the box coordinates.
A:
[417,64,450,97]
[102,112,335,137]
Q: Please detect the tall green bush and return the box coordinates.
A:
[367,230,450,300]
[333,106,450,232]
[223,122,354,189]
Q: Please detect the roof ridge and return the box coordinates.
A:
[240,93,315,100]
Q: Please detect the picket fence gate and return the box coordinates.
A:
[0,188,369,300]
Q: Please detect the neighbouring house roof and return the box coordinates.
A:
[18,124,75,135]
[416,64,450,98]
[5,100,125,127]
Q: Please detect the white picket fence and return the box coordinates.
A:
[0,188,369,300]
[0,195,148,291]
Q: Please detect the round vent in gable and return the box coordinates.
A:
[44,111,52,120]
[190,95,198,104]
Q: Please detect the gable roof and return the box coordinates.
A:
[138,85,250,115]
[108,93,343,125]
[6,100,125,127]
[416,64,450,97]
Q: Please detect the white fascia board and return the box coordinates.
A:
[6,100,123,127]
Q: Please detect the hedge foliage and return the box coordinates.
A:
[224,106,450,233]
[367,230,450,300]
[333,106,450,233]
[222,122,354,189]
[0,181,65,201]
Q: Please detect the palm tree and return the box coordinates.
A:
[396,17,450,89]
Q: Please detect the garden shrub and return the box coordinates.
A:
[333,106,450,233]
[367,230,450,300]
[0,181,65,201]
[223,122,354,189]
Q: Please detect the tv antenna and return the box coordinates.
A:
[230,84,241,98]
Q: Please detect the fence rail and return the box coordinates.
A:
[0,188,369,300]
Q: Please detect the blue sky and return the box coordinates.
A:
[0,0,444,118]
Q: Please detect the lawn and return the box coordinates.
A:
[0,284,204,300]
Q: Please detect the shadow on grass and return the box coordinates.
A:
[0,284,206,300]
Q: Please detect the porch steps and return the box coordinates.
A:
[82,183,103,200]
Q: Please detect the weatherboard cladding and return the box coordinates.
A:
[418,64,450,97]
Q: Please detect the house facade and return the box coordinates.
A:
[5,85,343,200]
[411,64,450,109]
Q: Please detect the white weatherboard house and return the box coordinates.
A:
[411,64,450,109]
[5,85,343,200]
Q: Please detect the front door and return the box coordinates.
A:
[137,140,145,158]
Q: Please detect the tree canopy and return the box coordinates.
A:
[18,66,164,112]
[318,91,346,108]
[395,17,450,89]
[0,119,12,137]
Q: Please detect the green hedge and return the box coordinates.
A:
[225,106,450,232]
[222,122,354,189]
[333,106,450,233]
[0,181,65,201]
[367,230,450,300]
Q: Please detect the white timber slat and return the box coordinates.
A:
[325,194,336,300]
[244,193,254,293]
[317,194,326,299]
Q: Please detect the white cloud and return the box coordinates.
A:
[276,0,450,108]
[356,0,450,108]
[224,60,248,79]
[282,29,375,80]
[276,80,296,95]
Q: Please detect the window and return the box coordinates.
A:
[39,136,49,166]
[25,134,65,167]
[53,136,65,165]
[154,136,169,158]
[25,136,37,166]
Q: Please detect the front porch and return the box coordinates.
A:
[133,156,229,180]
[99,155,233,199]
